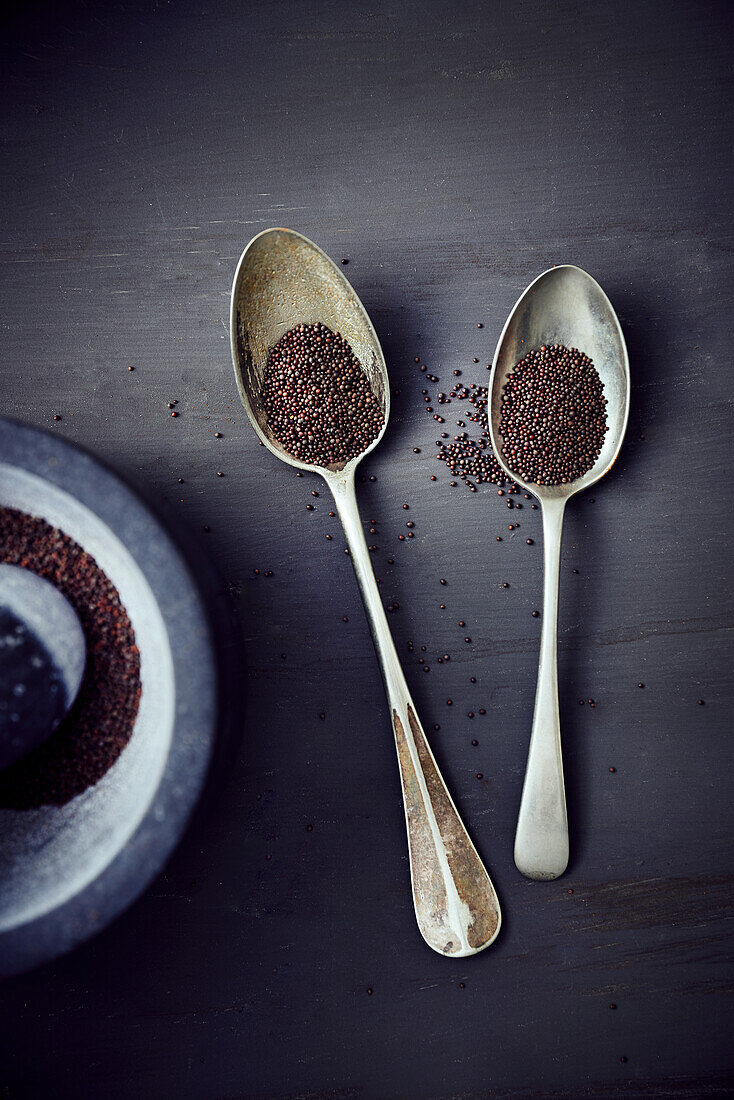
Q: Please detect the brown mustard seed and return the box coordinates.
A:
[433,379,506,488]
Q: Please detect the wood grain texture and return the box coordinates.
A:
[1,0,732,1097]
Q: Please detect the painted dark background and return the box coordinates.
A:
[1,1,732,1097]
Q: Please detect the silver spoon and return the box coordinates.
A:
[230,227,501,955]
[488,265,630,880]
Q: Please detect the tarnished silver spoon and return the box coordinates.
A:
[488,265,630,880]
[231,227,500,955]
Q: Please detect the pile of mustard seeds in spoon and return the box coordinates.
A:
[260,322,384,466]
[500,344,608,485]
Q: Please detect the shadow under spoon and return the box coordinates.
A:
[488,265,630,880]
[231,227,501,955]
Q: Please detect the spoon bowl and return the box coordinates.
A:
[231,228,501,955]
[231,228,389,476]
[488,265,629,880]
[488,264,630,499]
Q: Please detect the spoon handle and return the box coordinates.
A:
[514,496,569,880]
[330,473,500,956]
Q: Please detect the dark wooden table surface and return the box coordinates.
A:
[1,1,732,1097]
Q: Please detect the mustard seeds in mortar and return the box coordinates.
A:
[0,506,141,809]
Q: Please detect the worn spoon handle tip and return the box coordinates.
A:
[393,704,501,954]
